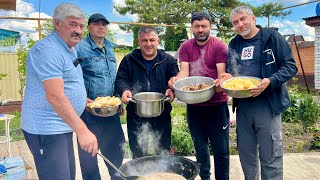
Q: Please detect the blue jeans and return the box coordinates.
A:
[23,130,75,180]
[77,110,125,180]
[187,103,230,180]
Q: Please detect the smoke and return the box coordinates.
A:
[189,49,210,76]
[228,49,240,77]
[136,123,163,155]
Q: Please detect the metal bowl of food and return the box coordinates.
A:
[87,96,122,117]
[173,76,214,104]
[221,76,262,98]
[91,105,120,117]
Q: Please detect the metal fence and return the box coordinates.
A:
[0,53,21,101]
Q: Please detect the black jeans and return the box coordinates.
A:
[77,110,125,180]
[187,102,230,180]
[23,131,75,180]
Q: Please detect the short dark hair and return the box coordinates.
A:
[138,26,158,36]
[191,12,212,24]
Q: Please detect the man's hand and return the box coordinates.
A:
[250,78,270,97]
[121,90,132,104]
[77,129,98,156]
[213,79,222,93]
[219,73,233,82]
[165,88,175,102]
[85,98,93,112]
[168,76,179,89]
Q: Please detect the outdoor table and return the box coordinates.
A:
[0,114,15,157]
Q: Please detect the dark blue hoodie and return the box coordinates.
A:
[228,25,298,116]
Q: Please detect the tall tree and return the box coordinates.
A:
[164,26,188,51]
[114,0,292,41]
[253,2,291,27]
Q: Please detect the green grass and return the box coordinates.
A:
[0,111,24,141]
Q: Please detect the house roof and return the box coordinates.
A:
[303,15,320,27]
[0,0,16,11]
[0,28,20,40]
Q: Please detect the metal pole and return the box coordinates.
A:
[289,34,311,94]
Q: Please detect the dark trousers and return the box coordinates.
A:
[77,110,125,180]
[127,111,172,159]
[23,130,75,180]
[187,102,230,180]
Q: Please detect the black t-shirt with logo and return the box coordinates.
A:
[237,30,262,78]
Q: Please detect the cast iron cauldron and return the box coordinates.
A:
[119,155,199,180]
[129,92,170,118]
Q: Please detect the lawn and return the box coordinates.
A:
[1,102,320,155]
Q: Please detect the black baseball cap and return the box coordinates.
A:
[88,13,110,25]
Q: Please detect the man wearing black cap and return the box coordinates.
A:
[77,13,125,180]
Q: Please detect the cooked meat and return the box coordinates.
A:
[182,83,210,91]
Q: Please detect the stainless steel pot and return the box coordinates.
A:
[173,76,215,104]
[129,92,170,118]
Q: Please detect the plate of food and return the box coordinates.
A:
[87,96,122,117]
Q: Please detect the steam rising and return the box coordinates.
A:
[190,49,210,76]
[228,49,240,76]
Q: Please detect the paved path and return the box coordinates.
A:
[1,131,320,179]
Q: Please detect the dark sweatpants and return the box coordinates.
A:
[23,130,75,180]
[187,102,230,180]
[77,110,125,180]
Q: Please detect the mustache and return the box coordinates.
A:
[70,32,81,38]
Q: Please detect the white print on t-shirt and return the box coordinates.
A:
[263,49,276,65]
[241,46,254,60]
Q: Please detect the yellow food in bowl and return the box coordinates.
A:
[87,96,121,108]
[223,78,260,90]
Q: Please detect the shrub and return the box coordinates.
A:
[310,128,320,149]
[297,94,320,131]
[171,103,194,156]
[283,82,302,123]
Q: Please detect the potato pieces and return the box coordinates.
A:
[87,96,121,108]
[222,78,260,90]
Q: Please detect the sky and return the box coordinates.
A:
[0,0,319,46]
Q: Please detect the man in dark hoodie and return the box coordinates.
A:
[115,26,179,159]
[221,6,297,180]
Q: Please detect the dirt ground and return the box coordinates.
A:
[229,122,320,154]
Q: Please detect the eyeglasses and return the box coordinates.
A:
[73,58,83,67]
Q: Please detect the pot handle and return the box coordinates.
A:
[163,96,170,102]
[128,97,135,103]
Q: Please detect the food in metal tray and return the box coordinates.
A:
[87,96,121,108]
[181,83,211,91]
[222,78,260,90]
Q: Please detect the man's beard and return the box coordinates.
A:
[239,28,251,37]
[194,31,210,42]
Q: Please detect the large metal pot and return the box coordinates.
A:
[119,155,200,180]
[173,76,215,104]
[129,92,170,118]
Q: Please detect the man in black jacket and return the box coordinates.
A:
[221,6,297,180]
[115,26,179,159]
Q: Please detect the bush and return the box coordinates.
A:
[283,83,302,123]
[171,103,194,156]
[310,128,320,149]
[297,94,320,131]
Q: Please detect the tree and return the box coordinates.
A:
[164,27,188,51]
[253,2,291,27]
[114,1,292,41]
